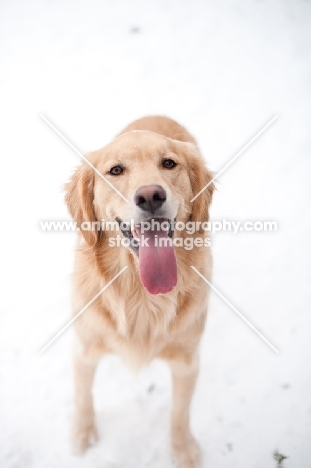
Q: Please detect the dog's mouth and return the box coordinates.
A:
[116,217,177,295]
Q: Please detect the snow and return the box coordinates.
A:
[0,0,311,466]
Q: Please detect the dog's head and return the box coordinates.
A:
[65,130,214,295]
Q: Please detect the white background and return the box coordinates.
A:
[0,1,310,467]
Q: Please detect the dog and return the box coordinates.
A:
[65,115,214,468]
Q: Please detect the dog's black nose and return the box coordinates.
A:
[134,185,167,213]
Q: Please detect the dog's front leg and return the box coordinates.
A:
[169,354,201,468]
[71,347,99,454]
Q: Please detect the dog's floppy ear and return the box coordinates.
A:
[64,163,99,247]
[185,143,215,225]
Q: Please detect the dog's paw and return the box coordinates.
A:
[71,419,98,455]
[172,435,201,468]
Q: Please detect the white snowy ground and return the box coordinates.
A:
[0,0,311,467]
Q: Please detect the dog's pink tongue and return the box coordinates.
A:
[136,227,177,295]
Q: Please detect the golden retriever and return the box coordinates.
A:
[65,115,214,468]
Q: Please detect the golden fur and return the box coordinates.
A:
[65,116,214,468]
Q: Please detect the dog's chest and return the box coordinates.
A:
[104,291,178,365]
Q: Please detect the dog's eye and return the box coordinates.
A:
[109,165,124,176]
[162,158,177,169]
